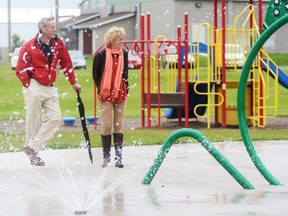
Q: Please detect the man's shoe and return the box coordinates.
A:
[23,146,45,166]
[23,146,34,164]
[31,156,45,166]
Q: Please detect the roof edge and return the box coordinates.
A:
[72,13,135,29]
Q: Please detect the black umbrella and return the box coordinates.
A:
[77,90,93,164]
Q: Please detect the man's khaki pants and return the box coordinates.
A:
[23,79,62,152]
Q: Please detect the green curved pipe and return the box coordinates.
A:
[142,128,254,189]
[237,15,288,186]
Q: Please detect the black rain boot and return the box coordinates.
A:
[101,134,111,168]
[113,133,124,168]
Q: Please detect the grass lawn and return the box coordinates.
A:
[0,54,288,153]
[2,55,288,119]
[0,57,142,119]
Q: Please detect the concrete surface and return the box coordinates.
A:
[1,140,288,216]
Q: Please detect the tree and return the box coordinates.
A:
[11,34,25,52]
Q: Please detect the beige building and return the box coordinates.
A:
[60,0,286,55]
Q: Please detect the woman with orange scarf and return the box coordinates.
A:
[92,27,129,168]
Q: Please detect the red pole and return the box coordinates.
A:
[259,0,263,30]
[141,14,145,127]
[147,13,152,128]
[221,0,227,128]
[184,13,189,128]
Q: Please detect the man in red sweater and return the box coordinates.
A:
[16,16,82,166]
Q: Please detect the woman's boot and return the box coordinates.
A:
[113,133,124,168]
[101,134,111,168]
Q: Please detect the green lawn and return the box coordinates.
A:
[0,56,142,120]
[1,55,288,119]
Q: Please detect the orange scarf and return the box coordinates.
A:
[99,47,124,100]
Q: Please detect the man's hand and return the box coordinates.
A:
[72,83,82,93]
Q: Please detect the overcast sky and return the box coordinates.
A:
[0,0,82,23]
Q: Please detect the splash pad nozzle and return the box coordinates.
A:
[74,210,87,214]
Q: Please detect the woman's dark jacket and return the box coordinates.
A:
[92,48,129,95]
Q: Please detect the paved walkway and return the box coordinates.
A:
[1,140,288,215]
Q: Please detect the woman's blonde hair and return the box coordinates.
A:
[104,26,126,47]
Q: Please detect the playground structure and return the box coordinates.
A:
[141,0,288,189]
[120,1,283,129]
[92,1,286,130]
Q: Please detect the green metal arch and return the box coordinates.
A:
[142,128,254,189]
[237,14,288,186]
